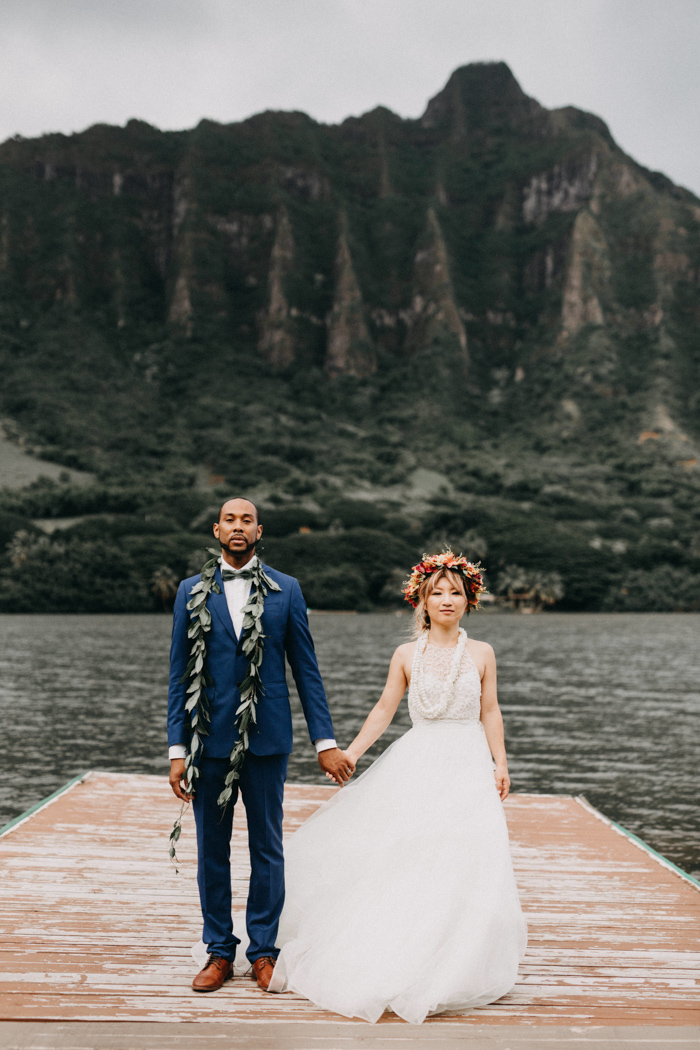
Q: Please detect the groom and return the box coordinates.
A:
[168,497,355,992]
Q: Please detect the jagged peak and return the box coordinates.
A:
[404,207,467,356]
[550,107,617,150]
[242,109,321,132]
[421,61,544,133]
[325,210,375,379]
[124,118,160,133]
[347,105,403,128]
[259,206,296,370]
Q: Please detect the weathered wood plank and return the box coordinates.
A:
[0,772,698,1025]
[0,1022,698,1050]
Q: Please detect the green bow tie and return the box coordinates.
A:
[221,567,255,582]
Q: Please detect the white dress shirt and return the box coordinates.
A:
[169,556,336,759]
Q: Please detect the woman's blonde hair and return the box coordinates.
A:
[412,567,468,636]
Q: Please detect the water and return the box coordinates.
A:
[0,612,698,878]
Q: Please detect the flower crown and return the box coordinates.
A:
[403,550,485,612]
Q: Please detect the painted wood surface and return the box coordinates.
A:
[0,772,697,1025]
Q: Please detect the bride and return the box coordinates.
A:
[267,551,527,1023]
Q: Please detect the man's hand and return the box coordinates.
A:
[169,758,192,801]
[318,747,355,786]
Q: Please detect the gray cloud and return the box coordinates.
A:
[0,0,698,195]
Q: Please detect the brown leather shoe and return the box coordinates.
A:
[251,955,277,991]
[192,955,233,992]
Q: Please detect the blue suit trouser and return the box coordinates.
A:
[192,753,288,963]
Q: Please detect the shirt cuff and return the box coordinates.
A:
[314,738,337,753]
[169,744,187,760]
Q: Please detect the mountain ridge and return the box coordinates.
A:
[0,61,698,612]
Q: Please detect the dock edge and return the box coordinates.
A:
[575,794,700,892]
[0,771,92,840]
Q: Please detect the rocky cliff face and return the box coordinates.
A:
[259,207,296,369]
[403,208,467,357]
[0,62,698,489]
[325,214,376,378]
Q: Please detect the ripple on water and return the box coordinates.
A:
[0,611,697,878]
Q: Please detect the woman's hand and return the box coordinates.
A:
[344,746,360,768]
[318,747,355,786]
[494,764,511,801]
[324,747,361,784]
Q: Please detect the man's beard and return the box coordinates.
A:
[220,535,257,557]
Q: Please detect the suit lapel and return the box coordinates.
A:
[208,566,238,645]
[259,562,285,624]
[260,562,281,591]
[209,561,284,652]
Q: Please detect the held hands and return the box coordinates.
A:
[318,747,356,787]
[494,764,511,802]
[169,758,193,802]
[170,751,356,796]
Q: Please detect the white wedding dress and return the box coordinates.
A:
[268,629,527,1023]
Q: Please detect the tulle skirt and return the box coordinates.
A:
[268,720,527,1023]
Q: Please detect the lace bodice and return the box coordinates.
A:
[408,629,482,725]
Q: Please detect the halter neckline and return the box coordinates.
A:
[425,632,466,651]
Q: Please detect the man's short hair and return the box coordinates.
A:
[218,497,260,524]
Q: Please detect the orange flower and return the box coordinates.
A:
[402,549,485,609]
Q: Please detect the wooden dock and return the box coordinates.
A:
[0,771,698,1032]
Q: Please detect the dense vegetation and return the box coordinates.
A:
[1,465,699,613]
[0,63,698,612]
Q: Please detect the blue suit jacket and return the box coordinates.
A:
[167,563,334,758]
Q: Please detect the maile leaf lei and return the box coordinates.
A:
[169,548,281,870]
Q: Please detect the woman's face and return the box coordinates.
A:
[425,572,467,627]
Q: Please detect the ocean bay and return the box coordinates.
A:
[1,611,698,877]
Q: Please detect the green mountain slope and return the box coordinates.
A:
[1,62,699,612]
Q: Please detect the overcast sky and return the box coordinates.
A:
[1,0,698,196]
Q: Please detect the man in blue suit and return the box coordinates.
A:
[168,497,355,993]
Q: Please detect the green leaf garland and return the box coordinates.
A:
[169,549,281,869]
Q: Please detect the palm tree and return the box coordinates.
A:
[151,566,179,611]
[494,565,564,611]
[494,565,530,606]
[427,530,488,562]
[7,529,52,568]
[457,530,488,562]
[526,571,565,612]
[7,530,33,567]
